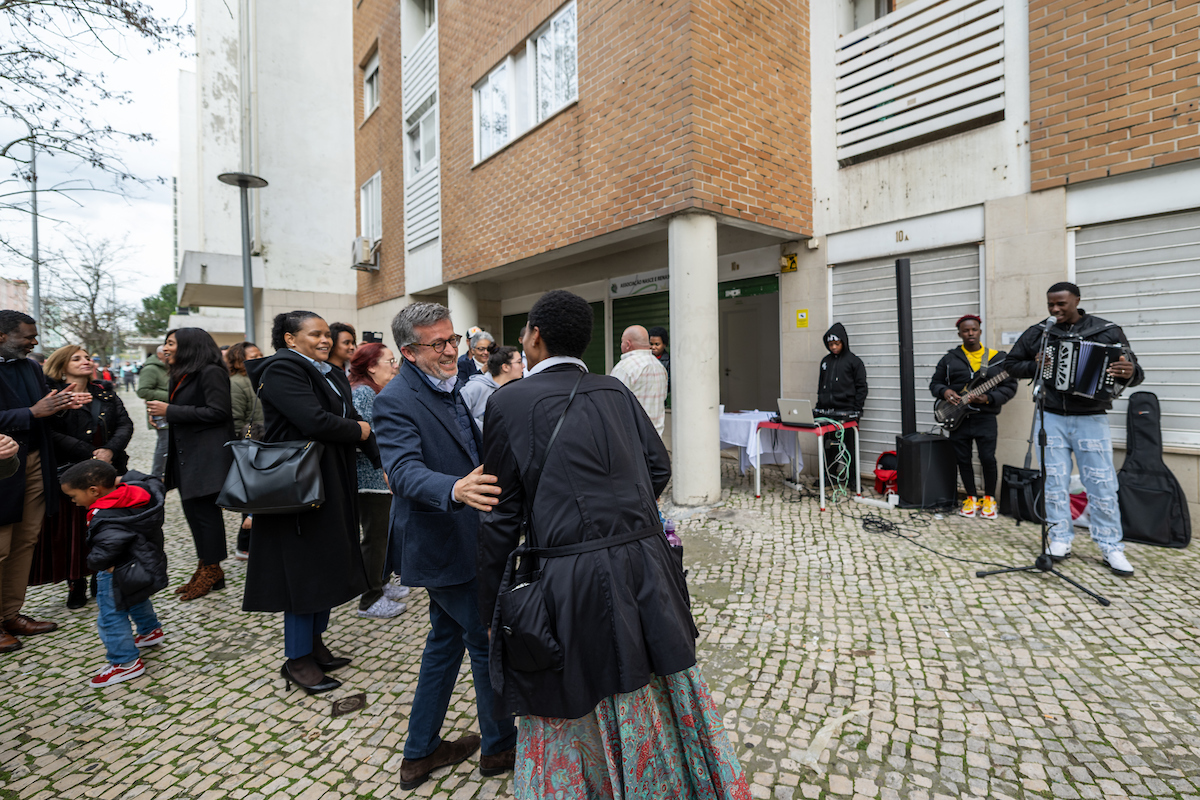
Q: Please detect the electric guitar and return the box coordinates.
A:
[933,369,1011,431]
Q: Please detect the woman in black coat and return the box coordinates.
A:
[145,328,234,601]
[32,345,134,608]
[242,311,378,695]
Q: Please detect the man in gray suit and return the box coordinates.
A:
[372,302,517,790]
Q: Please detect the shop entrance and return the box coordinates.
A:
[718,276,780,413]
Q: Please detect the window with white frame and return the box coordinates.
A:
[360,172,382,242]
[363,52,380,119]
[533,2,577,124]
[407,95,438,178]
[474,1,577,162]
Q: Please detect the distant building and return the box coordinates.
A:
[0,277,29,313]
[175,0,359,346]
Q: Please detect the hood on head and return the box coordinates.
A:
[244,350,278,384]
[824,322,850,353]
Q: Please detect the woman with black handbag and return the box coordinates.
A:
[241,311,378,695]
[31,345,133,609]
[478,291,750,799]
[225,341,264,560]
[145,328,234,601]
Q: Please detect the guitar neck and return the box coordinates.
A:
[969,369,1010,395]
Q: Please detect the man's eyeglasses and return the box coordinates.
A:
[408,334,462,354]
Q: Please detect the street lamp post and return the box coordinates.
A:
[217,172,268,343]
[29,128,42,348]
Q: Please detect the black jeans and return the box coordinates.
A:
[358,493,392,609]
[179,494,228,565]
[951,413,998,498]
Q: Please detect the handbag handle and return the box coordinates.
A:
[523,370,585,548]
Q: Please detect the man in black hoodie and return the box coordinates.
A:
[1004,282,1142,577]
[930,315,1017,520]
[816,323,868,483]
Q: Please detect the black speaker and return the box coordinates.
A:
[896,433,957,508]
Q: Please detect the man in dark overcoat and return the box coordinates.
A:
[372,302,517,790]
[0,311,76,653]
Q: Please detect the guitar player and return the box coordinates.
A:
[930,314,1018,520]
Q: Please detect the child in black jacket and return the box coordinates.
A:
[60,460,169,688]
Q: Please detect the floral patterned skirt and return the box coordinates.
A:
[514,666,752,800]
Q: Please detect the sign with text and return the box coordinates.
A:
[796,309,809,328]
[610,269,669,298]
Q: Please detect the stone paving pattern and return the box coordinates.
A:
[3,393,1200,800]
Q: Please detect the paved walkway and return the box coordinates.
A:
[3,393,1199,800]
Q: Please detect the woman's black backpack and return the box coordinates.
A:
[1118,392,1190,547]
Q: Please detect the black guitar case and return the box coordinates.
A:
[1118,392,1190,547]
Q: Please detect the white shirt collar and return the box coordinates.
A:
[527,355,588,376]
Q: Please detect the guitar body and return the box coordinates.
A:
[933,370,998,431]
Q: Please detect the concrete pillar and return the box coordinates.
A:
[446,282,478,357]
[668,212,721,506]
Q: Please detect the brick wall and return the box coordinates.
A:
[356,0,811,302]
[1030,0,1200,192]
[353,0,406,308]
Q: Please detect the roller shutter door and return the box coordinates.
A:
[1076,209,1200,448]
[831,245,981,468]
[612,292,670,359]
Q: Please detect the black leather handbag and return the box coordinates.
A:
[491,371,585,673]
[216,371,326,515]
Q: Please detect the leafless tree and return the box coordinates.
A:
[1,1,189,257]
[41,235,136,358]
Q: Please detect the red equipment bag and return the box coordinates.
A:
[874,450,898,495]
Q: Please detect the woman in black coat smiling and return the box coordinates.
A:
[242,311,378,695]
[146,327,234,601]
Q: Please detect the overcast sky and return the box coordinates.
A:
[1,0,195,308]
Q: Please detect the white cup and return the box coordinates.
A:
[718,405,725,414]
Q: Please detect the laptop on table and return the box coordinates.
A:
[777,398,818,428]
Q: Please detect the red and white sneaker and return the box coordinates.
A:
[134,628,165,648]
[980,495,998,520]
[88,658,145,688]
[959,497,979,518]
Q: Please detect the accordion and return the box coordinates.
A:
[1042,338,1126,400]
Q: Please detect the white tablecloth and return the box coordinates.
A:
[719,411,802,475]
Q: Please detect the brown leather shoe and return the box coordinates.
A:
[3,615,58,636]
[178,564,225,602]
[0,631,21,653]
[399,734,481,790]
[479,746,516,777]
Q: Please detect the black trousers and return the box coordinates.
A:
[179,494,228,565]
[358,493,392,610]
[950,414,998,498]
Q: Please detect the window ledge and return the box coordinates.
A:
[359,104,380,129]
[472,98,578,169]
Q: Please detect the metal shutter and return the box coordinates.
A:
[612,292,670,359]
[1076,209,1200,448]
[831,245,981,467]
[504,304,605,376]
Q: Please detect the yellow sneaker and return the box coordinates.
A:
[959,496,978,518]
[980,495,998,519]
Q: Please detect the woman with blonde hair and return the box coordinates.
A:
[31,345,133,609]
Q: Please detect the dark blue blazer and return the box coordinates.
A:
[373,359,483,588]
[457,352,483,387]
[0,358,58,526]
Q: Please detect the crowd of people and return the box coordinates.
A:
[0,298,752,798]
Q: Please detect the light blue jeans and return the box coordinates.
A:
[1038,412,1123,554]
[96,570,160,664]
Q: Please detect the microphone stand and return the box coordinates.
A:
[975,322,1110,606]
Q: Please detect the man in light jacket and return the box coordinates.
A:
[459,346,522,432]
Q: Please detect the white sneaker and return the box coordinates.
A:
[357,597,407,619]
[1103,550,1134,577]
[1047,540,1072,561]
[383,583,411,602]
[88,658,145,688]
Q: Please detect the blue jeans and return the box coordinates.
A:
[96,570,160,665]
[1039,412,1123,554]
[404,579,517,760]
[284,610,330,660]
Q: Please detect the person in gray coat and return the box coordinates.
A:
[136,346,171,479]
[458,345,523,432]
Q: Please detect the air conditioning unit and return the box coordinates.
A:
[351,236,379,271]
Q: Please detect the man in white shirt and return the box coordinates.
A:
[610,325,667,436]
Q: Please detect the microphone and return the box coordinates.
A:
[1040,315,1057,330]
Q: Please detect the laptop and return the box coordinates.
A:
[777,398,818,428]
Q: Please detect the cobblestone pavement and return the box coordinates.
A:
[3,392,1200,800]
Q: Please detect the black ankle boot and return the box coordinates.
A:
[67,579,87,609]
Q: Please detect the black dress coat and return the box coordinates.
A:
[241,349,380,614]
[477,364,697,719]
[928,348,1018,418]
[164,363,235,499]
[0,358,58,526]
[46,379,135,474]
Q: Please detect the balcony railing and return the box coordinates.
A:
[835,0,1004,163]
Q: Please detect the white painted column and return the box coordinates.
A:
[669,212,721,506]
[446,282,478,357]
